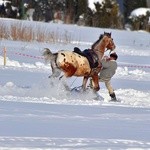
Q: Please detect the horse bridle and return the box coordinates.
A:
[105,37,115,53]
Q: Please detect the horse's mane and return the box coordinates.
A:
[91,32,111,50]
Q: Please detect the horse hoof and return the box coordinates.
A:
[94,87,100,91]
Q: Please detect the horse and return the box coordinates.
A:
[43,32,116,92]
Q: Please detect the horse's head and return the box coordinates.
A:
[103,35,116,51]
[104,32,111,38]
[101,32,115,51]
[92,32,115,53]
[98,32,111,40]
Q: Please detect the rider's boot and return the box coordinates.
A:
[110,92,117,101]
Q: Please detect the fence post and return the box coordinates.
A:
[3,47,6,66]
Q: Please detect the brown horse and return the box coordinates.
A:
[43,33,115,91]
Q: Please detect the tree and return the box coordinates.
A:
[0,0,124,29]
[124,0,149,31]
[24,0,65,21]
[123,0,147,23]
[64,0,88,24]
[76,0,88,23]
[91,0,123,29]
[129,10,150,32]
[84,7,93,26]
[64,0,74,23]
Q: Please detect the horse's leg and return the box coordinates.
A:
[91,74,100,92]
[58,75,70,91]
[82,76,89,91]
[49,59,61,78]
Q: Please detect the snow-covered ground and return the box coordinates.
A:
[0,19,150,149]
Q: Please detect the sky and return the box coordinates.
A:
[0,17,150,149]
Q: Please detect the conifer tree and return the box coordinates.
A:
[91,0,123,29]
[123,0,147,23]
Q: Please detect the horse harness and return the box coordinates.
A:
[73,47,99,69]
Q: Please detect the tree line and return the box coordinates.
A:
[0,0,149,32]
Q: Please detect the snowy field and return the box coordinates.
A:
[0,19,150,149]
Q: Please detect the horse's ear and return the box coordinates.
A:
[99,34,103,40]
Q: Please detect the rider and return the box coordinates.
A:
[98,52,118,101]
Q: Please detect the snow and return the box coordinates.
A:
[0,18,150,149]
[130,7,150,17]
[88,0,104,10]
[0,0,11,6]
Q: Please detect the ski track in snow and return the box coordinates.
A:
[0,137,150,149]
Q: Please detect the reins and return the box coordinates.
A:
[69,77,78,88]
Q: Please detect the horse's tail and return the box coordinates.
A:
[43,48,54,60]
[43,48,61,77]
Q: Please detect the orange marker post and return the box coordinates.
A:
[3,47,6,66]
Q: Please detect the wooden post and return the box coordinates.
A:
[3,47,6,66]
